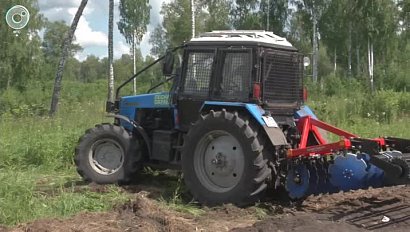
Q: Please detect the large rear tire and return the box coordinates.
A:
[75,124,142,184]
[182,110,271,206]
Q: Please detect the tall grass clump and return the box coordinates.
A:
[306,75,410,138]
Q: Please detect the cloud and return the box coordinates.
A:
[139,31,151,56]
[38,0,94,22]
[74,15,107,47]
[114,41,130,57]
[38,0,171,60]
[38,0,81,11]
[138,0,171,57]
[149,0,164,27]
[40,1,107,49]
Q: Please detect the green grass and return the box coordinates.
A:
[307,92,410,139]
[0,168,128,225]
[157,174,205,217]
[0,80,409,226]
[0,97,125,226]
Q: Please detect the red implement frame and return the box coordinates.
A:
[287,116,385,158]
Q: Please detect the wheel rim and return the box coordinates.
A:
[194,130,245,193]
[88,138,124,175]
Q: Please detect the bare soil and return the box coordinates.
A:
[2,182,410,232]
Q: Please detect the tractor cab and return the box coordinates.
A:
[177,31,304,130]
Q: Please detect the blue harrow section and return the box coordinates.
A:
[285,154,386,200]
[284,105,395,199]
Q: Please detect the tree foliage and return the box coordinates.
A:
[118,0,151,45]
[42,21,82,65]
[0,0,44,91]
[0,0,408,113]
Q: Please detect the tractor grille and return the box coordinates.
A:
[262,50,303,110]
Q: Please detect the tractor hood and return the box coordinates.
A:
[120,92,172,109]
[119,92,172,129]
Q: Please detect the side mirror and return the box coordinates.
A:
[162,51,175,76]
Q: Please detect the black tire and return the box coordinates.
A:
[181,109,271,206]
[75,124,142,184]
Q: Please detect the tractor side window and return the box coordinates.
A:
[183,52,214,97]
[219,51,251,100]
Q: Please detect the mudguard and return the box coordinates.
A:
[200,101,288,146]
[106,114,152,157]
[295,105,318,119]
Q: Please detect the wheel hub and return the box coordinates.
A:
[89,139,124,175]
[194,131,245,193]
[211,153,226,168]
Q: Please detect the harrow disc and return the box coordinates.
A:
[286,164,310,199]
[316,160,331,194]
[328,153,367,191]
[306,161,319,195]
[323,159,340,194]
[359,153,384,188]
[367,164,384,187]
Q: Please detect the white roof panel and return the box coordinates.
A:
[190,30,294,48]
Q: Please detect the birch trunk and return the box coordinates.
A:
[49,0,88,116]
[107,0,115,103]
[133,30,137,95]
[368,38,374,92]
[312,14,318,83]
[356,44,360,77]
[348,22,352,77]
[334,47,337,75]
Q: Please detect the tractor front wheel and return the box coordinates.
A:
[182,110,271,206]
[75,124,142,184]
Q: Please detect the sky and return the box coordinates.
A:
[37,0,170,61]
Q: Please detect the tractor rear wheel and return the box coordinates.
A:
[182,110,271,206]
[75,124,142,184]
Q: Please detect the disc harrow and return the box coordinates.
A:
[283,115,410,200]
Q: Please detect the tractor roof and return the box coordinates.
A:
[189,30,296,50]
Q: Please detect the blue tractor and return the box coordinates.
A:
[75,31,410,205]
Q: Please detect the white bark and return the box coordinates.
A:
[312,14,318,83]
[334,47,337,75]
[191,0,195,38]
[108,0,115,103]
[133,30,137,95]
[348,21,352,77]
[267,0,270,30]
[368,38,374,92]
[356,43,360,77]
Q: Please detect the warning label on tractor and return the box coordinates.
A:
[262,116,279,128]
[154,94,169,105]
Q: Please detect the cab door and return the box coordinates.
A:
[177,48,217,131]
[211,48,253,102]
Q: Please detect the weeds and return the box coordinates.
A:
[0,168,128,225]
[158,173,205,216]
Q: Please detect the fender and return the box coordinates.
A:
[200,101,288,146]
[295,105,318,119]
[106,114,152,156]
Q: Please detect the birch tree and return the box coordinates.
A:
[49,0,88,116]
